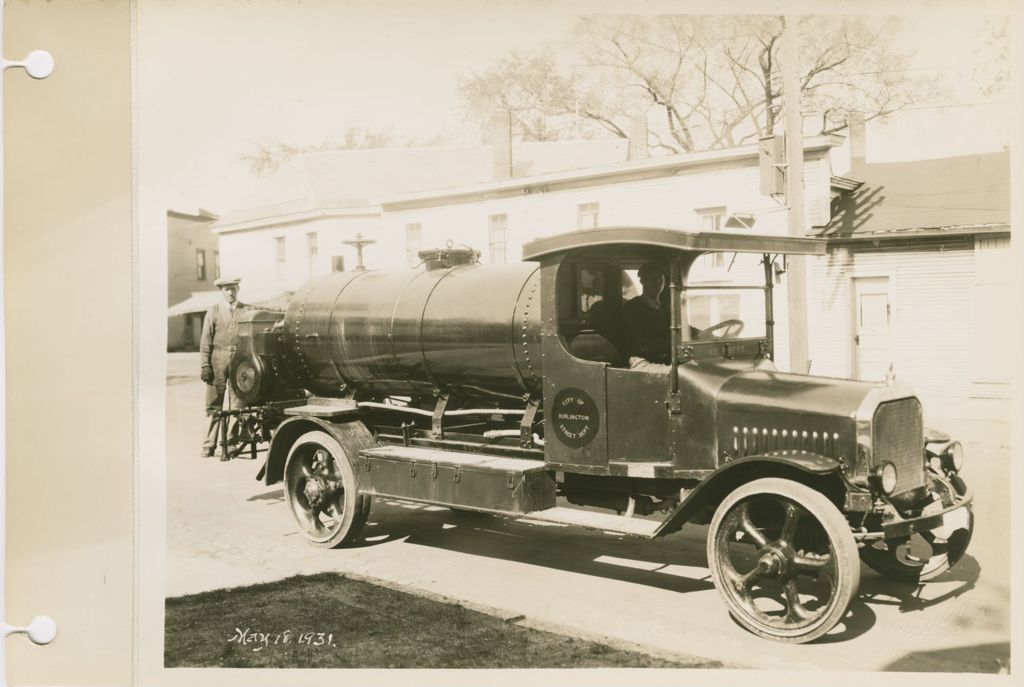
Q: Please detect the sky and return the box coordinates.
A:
[138,0,1013,217]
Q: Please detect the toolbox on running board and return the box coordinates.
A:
[355,445,556,514]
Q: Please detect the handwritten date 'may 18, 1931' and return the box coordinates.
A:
[229,628,337,652]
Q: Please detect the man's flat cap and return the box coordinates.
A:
[214,277,241,288]
[638,262,666,279]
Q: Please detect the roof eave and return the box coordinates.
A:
[819,223,1010,244]
[167,209,220,221]
[829,175,863,192]
[379,135,843,208]
[212,206,382,233]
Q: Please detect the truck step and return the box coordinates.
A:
[284,398,358,418]
[607,461,675,478]
[521,506,661,538]
[356,444,555,513]
[359,445,546,472]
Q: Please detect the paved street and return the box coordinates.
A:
[166,353,1010,672]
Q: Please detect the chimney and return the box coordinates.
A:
[848,111,866,174]
[490,110,513,180]
[628,114,649,161]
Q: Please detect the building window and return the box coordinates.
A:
[577,202,599,230]
[275,236,286,281]
[195,249,207,281]
[306,232,318,276]
[405,223,422,267]
[213,251,220,280]
[488,214,507,264]
[697,206,727,268]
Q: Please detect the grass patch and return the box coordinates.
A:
[165,572,714,668]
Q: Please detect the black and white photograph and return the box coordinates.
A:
[136,0,1013,678]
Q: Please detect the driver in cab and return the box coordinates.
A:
[623,262,672,372]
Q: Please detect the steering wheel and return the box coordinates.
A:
[696,318,744,341]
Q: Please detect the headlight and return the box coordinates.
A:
[877,462,898,495]
[942,441,964,473]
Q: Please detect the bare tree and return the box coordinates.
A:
[459,15,943,154]
[241,126,401,177]
[970,16,1010,98]
[460,52,582,142]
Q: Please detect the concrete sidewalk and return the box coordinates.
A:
[167,351,200,381]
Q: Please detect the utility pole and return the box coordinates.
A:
[782,15,809,373]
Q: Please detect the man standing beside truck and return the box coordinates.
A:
[200,276,251,459]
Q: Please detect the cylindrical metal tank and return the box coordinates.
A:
[280,262,543,401]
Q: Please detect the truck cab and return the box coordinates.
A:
[528,227,814,477]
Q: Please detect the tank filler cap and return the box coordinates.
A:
[418,240,480,270]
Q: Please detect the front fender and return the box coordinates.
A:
[262,415,369,485]
[653,451,844,537]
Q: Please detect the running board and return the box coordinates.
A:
[607,461,674,478]
[520,506,661,538]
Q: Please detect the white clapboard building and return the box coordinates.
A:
[808,144,1010,420]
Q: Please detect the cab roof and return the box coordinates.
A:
[522,226,826,262]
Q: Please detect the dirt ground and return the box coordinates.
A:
[165,352,1011,672]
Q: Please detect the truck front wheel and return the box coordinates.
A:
[707,477,860,643]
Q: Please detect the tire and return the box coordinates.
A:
[860,509,973,583]
[283,430,371,548]
[707,477,860,643]
[230,355,265,404]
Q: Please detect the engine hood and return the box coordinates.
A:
[675,360,918,468]
[718,368,879,420]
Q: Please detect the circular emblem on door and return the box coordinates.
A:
[552,387,600,447]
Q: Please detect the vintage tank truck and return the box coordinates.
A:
[228,226,973,643]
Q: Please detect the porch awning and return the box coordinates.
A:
[168,289,293,317]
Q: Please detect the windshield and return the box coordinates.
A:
[682,252,767,342]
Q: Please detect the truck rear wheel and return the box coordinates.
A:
[283,430,370,548]
[707,478,860,643]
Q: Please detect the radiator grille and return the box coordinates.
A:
[872,399,924,495]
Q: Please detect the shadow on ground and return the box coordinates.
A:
[363,499,716,594]
[815,554,982,645]
[235,478,996,653]
[252,494,988,647]
[882,642,1009,673]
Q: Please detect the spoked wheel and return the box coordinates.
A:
[707,478,860,643]
[860,502,973,583]
[283,431,370,548]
